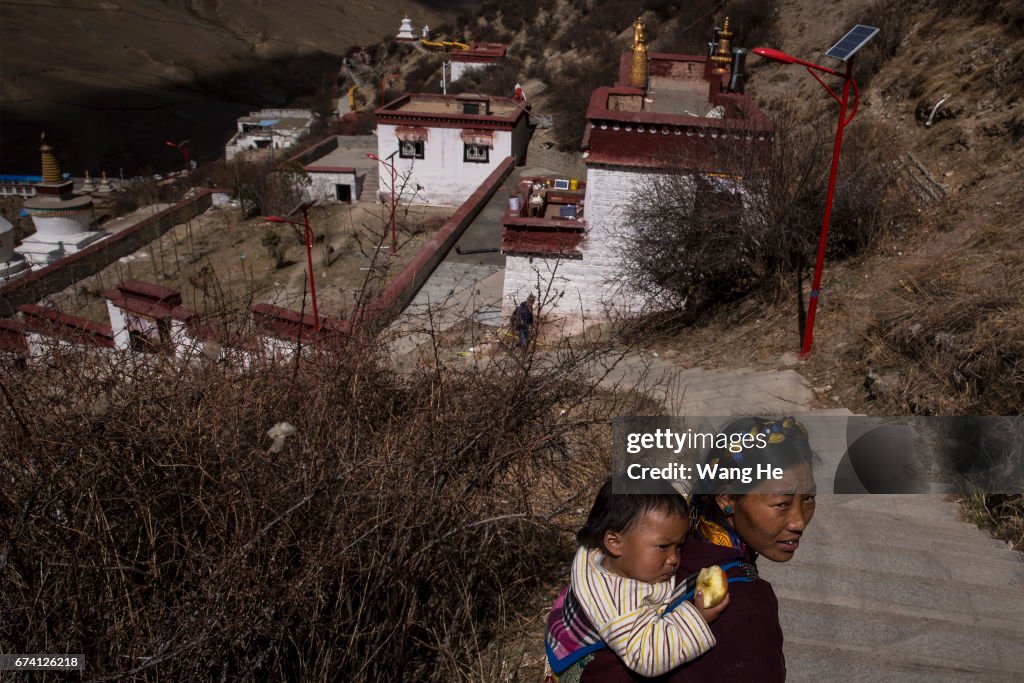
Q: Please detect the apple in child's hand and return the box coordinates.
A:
[696,566,728,608]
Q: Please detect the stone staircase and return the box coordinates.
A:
[592,351,815,416]
[596,353,1024,681]
[765,495,1024,682]
[360,165,380,202]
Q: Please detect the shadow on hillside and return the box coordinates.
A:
[1,50,340,177]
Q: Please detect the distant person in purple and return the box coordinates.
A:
[514,294,535,348]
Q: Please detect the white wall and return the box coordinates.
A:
[26,212,93,239]
[0,219,14,261]
[450,61,493,82]
[306,171,360,203]
[376,123,513,205]
[501,166,686,333]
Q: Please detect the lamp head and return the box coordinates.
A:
[753,47,796,64]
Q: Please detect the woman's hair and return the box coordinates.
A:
[577,478,689,552]
[690,416,815,524]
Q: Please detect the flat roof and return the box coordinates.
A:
[452,42,507,61]
[237,116,313,131]
[389,95,520,117]
[645,76,714,116]
[307,138,377,171]
[580,49,773,169]
[375,93,528,128]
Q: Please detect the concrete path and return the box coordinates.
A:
[385,264,504,358]
[383,163,534,358]
[602,351,1024,682]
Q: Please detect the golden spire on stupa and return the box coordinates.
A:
[711,17,734,74]
[630,17,649,90]
[40,132,63,184]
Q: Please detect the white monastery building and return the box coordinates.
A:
[16,135,105,269]
[373,93,529,205]
[287,135,377,204]
[225,109,317,161]
[501,18,774,333]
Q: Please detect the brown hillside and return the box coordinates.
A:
[0,0,454,174]
[675,0,1024,416]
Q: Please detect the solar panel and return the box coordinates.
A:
[825,25,880,62]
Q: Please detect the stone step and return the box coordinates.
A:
[783,637,1019,682]
[764,536,1024,589]
[775,596,1024,677]
[830,494,970,517]
[474,305,504,327]
[360,167,380,201]
[806,504,1015,547]
[767,561,1024,626]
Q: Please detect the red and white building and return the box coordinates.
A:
[502,19,773,332]
[373,93,530,205]
[287,135,377,204]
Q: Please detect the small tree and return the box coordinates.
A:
[620,99,913,317]
[232,158,311,218]
[261,229,286,269]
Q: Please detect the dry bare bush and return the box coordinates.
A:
[449,61,523,98]
[231,158,311,218]
[620,99,916,318]
[860,240,1024,416]
[550,51,621,151]
[853,0,913,89]
[653,0,778,54]
[0,317,634,680]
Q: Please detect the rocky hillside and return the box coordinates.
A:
[0,0,462,175]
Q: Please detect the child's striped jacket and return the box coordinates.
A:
[545,547,715,678]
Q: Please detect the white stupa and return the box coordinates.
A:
[15,134,105,269]
[396,15,416,41]
[0,215,30,281]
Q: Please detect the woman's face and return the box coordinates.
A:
[718,461,816,562]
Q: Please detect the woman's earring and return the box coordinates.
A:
[723,505,733,515]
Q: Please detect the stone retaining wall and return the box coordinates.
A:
[0,190,216,317]
[361,156,515,333]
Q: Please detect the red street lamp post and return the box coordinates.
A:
[265,200,320,333]
[752,46,861,357]
[165,139,191,179]
[367,152,398,253]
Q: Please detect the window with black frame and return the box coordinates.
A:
[464,144,489,163]
[399,140,424,159]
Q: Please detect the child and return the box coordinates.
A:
[544,480,729,681]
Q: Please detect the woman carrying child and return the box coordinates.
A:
[544,481,729,682]
[566,416,817,681]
